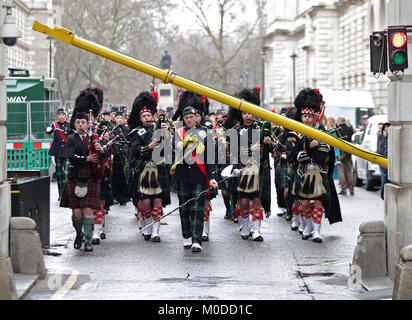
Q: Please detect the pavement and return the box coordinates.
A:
[18,172,394,301]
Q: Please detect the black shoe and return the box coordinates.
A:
[92,238,100,245]
[338,190,346,195]
[291,225,298,231]
[84,242,93,252]
[100,232,106,240]
[241,235,249,240]
[313,237,323,243]
[74,232,84,249]
[285,213,293,221]
[151,236,161,242]
[253,235,264,242]
[202,235,209,242]
[350,190,354,196]
[119,202,127,206]
[302,234,312,240]
[224,212,231,219]
[233,217,239,223]
[144,234,152,241]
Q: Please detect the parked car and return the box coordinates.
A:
[352,114,387,190]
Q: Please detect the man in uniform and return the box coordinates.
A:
[46,107,71,200]
[59,88,104,252]
[111,110,131,205]
[232,87,274,241]
[289,88,342,243]
[128,91,171,242]
[171,91,218,252]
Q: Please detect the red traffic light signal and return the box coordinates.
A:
[388,27,408,72]
[392,32,407,48]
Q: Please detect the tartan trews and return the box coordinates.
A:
[55,158,70,196]
[177,182,206,245]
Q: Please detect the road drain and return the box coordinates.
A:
[297,272,335,278]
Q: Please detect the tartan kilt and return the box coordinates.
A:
[60,164,101,210]
[237,166,271,202]
[292,171,330,202]
[131,163,171,207]
[274,159,289,190]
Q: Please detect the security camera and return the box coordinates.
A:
[0,5,22,47]
[372,33,383,47]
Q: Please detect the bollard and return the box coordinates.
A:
[0,254,17,300]
[349,221,387,286]
[10,217,47,279]
[393,245,412,300]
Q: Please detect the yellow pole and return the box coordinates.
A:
[33,21,387,168]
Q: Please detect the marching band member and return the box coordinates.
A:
[45,107,71,201]
[233,87,274,242]
[290,88,342,243]
[214,109,233,220]
[111,110,131,206]
[59,88,104,252]
[128,91,171,242]
[171,91,218,252]
[273,107,289,218]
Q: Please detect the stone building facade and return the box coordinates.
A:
[263,0,388,113]
[5,0,61,78]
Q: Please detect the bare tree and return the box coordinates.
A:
[181,0,266,91]
[54,0,174,105]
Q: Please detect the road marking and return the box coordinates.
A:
[50,270,80,300]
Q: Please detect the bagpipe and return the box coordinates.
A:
[88,109,105,180]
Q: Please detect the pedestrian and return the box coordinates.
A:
[59,88,104,252]
[359,114,369,131]
[377,122,390,200]
[290,88,342,243]
[335,117,355,196]
[326,117,335,131]
[45,107,71,200]
[128,91,171,242]
[171,91,218,252]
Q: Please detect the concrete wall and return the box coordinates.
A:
[385,0,412,280]
[0,0,11,258]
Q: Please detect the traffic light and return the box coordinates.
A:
[388,27,408,72]
[370,32,387,74]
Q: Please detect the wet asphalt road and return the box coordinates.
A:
[26,176,386,301]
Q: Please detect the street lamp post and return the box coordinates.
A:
[290,51,298,100]
[260,49,266,108]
